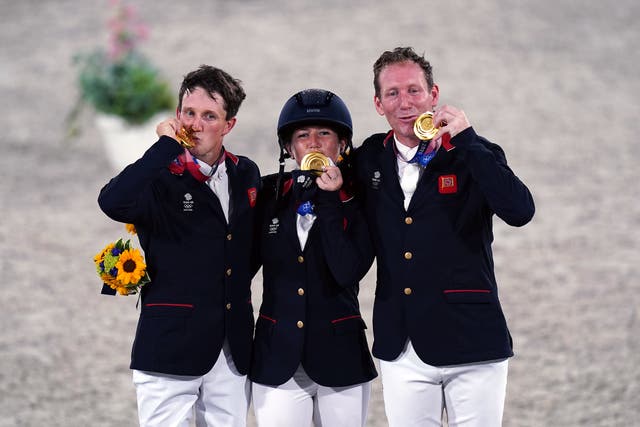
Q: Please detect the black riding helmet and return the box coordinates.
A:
[277,89,353,160]
[274,89,354,202]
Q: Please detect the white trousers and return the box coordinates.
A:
[132,341,250,427]
[379,341,508,427]
[252,365,371,427]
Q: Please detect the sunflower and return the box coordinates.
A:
[125,223,137,235]
[94,238,150,295]
[115,248,147,285]
[101,272,118,288]
[116,286,131,296]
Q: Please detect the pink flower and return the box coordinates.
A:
[106,0,149,61]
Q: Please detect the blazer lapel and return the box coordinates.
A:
[198,179,226,221]
[380,141,405,209]
[282,195,304,251]
[226,156,258,227]
[226,158,241,226]
[409,146,455,208]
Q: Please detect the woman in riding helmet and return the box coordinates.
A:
[249,89,377,427]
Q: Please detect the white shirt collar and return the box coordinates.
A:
[394,135,419,163]
[198,158,227,181]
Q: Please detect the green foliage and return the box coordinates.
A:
[74,50,174,125]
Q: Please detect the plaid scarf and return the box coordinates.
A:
[168,148,225,182]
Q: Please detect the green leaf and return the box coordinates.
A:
[74,50,174,125]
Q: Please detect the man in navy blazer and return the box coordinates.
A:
[98,65,260,427]
[354,47,535,426]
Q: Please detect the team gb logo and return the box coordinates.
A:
[183,193,194,212]
[269,218,280,234]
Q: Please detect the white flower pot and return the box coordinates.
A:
[95,112,171,172]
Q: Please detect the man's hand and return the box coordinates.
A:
[433,105,471,140]
[156,118,180,139]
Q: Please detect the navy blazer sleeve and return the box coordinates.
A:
[452,127,535,227]
[98,136,183,225]
[314,190,374,287]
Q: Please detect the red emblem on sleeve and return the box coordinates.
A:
[438,175,457,194]
[247,187,257,207]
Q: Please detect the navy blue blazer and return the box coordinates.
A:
[98,136,261,376]
[354,128,535,366]
[249,173,377,387]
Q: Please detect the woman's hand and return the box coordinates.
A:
[316,165,343,192]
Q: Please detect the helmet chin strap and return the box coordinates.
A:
[275,140,288,205]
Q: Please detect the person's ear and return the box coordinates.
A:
[374,95,385,116]
[221,117,236,136]
[339,138,347,154]
[430,84,440,109]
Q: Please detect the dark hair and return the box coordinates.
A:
[373,47,434,97]
[177,65,246,120]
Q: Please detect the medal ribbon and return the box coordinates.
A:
[409,140,437,168]
[168,148,225,183]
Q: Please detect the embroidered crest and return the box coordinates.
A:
[183,193,194,211]
[371,170,381,190]
[247,187,257,208]
[438,175,458,194]
[268,218,280,234]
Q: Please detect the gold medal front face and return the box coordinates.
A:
[413,111,439,141]
[300,152,330,176]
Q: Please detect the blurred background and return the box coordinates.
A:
[1,0,638,426]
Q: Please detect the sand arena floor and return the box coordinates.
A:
[1,1,639,425]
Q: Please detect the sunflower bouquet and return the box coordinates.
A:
[94,225,149,295]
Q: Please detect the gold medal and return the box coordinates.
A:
[176,127,195,148]
[300,152,330,176]
[413,111,439,141]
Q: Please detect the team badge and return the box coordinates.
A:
[183,193,194,211]
[247,187,257,208]
[268,218,280,234]
[438,175,458,194]
[371,170,381,190]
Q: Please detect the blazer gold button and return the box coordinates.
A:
[226,268,232,276]
[226,303,232,310]
[404,288,412,295]
[297,256,304,263]
[226,233,233,241]
[297,320,304,328]
[405,217,413,225]
[404,252,413,260]
[298,288,305,296]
